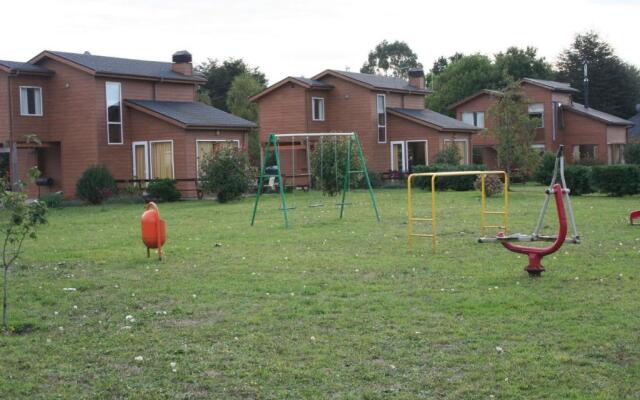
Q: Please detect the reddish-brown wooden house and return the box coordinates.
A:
[0,50,256,198]
[449,78,633,167]
[250,69,479,182]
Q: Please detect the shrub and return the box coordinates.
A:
[39,192,64,208]
[591,165,640,196]
[146,179,181,202]
[433,145,461,165]
[310,137,360,196]
[199,147,250,202]
[624,142,640,164]
[412,164,486,191]
[564,165,594,196]
[534,152,556,185]
[474,174,504,196]
[75,165,116,204]
[355,171,384,189]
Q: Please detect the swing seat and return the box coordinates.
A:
[309,203,324,208]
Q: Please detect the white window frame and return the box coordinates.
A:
[131,141,150,180]
[19,86,43,116]
[311,97,325,121]
[531,144,545,155]
[406,139,429,168]
[196,139,241,174]
[528,103,544,128]
[377,94,387,143]
[461,111,485,128]
[390,141,406,172]
[444,138,469,164]
[149,140,175,179]
[106,81,124,145]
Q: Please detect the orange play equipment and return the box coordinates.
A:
[141,202,166,260]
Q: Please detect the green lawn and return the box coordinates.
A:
[1,186,639,399]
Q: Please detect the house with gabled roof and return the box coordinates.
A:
[250,68,479,181]
[449,78,633,166]
[0,50,256,198]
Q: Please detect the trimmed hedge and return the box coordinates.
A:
[563,165,595,196]
[591,165,640,196]
[412,164,486,191]
[146,179,181,202]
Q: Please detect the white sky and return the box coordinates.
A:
[3,0,639,84]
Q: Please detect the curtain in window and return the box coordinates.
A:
[151,142,174,179]
[134,145,146,179]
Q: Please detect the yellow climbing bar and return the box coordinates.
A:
[407,170,509,252]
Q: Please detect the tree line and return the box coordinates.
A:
[361,32,640,119]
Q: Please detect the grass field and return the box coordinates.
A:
[1,186,639,399]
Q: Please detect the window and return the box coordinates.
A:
[19,87,43,116]
[312,97,325,121]
[106,82,123,144]
[461,111,485,128]
[608,144,625,165]
[390,141,405,172]
[528,103,544,128]
[196,140,239,175]
[377,94,386,143]
[132,141,149,180]
[472,146,484,164]
[406,140,428,171]
[531,144,545,156]
[150,141,174,179]
[572,144,598,163]
[444,139,469,164]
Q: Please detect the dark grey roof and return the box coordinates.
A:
[629,107,640,138]
[322,70,431,94]
[43,51,205,82]
[0,60,53,74]
[522,78,579,93]
[566,102,632,126]
[389,108,479,131]
[293,77,332,88]
[127,100,257,129]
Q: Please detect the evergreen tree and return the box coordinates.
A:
[556,31,640,117]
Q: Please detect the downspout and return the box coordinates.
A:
[7,72,18,190]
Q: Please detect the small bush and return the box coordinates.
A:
[199,147,250,202]
[564,165,594,196]
[433,145,461,165]
[624,142,640,164]
[355,171,384,189]
[310,138,360,196]
[412,164,486,191]
[534,152,556,185]
[591,165,640,196]
[146,179,181,202]
[39,192,64,208]
[474,175,504,196]
[75,165,116,204]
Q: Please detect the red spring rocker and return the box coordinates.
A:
[498,184,568,276]
[141,202,166,260]
[630,210,640,225]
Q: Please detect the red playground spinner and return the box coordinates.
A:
[141,202,166,260]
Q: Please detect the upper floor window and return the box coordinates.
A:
[528,103,544,128]
[19,87,43,116]
[312,97,325,121]
[106,82,123,144]
[377,94,386,143]
[461,111,484,128]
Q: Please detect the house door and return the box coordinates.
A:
[406,140,427,171]
[390,141,406,172]
[132,141,149,180]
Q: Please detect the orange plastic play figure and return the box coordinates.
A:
[141,202,166,260]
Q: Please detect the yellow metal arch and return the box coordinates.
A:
[407,171,509,252]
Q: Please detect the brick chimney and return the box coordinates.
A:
[408,68,425,89]
[171,50,192,76]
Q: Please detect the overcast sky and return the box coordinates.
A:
[3,0,639,84]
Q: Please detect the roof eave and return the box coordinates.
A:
[94,71,205,84]
[185,124,257,131]
[387,109,480,133]
[564,106,632,126]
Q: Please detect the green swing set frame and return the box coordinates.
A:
[250,132,380,228]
